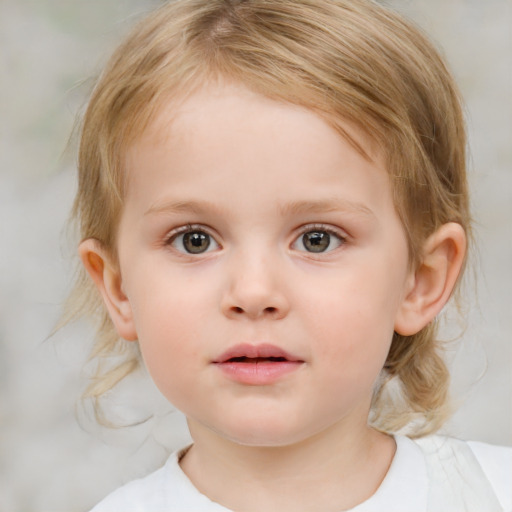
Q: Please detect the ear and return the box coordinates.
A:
[78,239,138,341]
[394,222,466,336]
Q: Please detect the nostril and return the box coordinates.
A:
[229,306,278,315]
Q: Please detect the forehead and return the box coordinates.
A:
[127,79,383,168]
[122,81,391,216]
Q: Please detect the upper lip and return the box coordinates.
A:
[213,343,303,363]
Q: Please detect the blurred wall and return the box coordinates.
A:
[1,0,511,510]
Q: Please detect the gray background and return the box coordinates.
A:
[1,1,511,511]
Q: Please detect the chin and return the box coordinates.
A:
[227,433,305,448]
[213,417,313,448]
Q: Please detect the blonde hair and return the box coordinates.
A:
[68,0,471,435]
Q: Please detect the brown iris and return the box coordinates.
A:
[183,231,211,253]
[302,231,330,252]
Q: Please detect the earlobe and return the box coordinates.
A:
[78,239,138,341]
[394,223,467,336]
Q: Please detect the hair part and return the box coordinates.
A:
[68,0,471,436]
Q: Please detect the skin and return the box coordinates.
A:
[81,81,466,512]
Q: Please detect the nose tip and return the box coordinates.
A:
[220,257,290,320]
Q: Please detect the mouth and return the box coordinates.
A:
[223,356,290,363]
[213,343,303,364]
[213,344,304,385]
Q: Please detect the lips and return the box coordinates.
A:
[213,344,304,385]
[214,343,302,364]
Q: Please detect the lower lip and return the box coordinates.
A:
[214,360,303,385]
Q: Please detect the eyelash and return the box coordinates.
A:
[164,223,347,255]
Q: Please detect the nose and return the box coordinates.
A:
[220,250,290,321]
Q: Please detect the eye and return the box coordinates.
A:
[293,228,345,253]
[168,228,219,254]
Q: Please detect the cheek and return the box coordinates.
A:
[313,307,394,375]
[127,273,213,385]
[135,308,204,408]
[301,263,403,368]
[128,264,211,334]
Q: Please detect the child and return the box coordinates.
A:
[70,0,511,510]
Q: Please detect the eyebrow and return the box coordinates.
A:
[145,198,375,218]
[145,199,224,217]
[278,199,375,218]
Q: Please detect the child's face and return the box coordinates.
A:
[112,82,413,446]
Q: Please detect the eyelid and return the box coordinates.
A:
[165,223,216,239]
[297,223,348,239]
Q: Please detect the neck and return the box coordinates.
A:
[180,419,396,512]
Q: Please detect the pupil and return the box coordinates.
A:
[183,232,210,253]
[303,231,329,252]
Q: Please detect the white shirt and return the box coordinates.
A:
[90,436,512,512]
